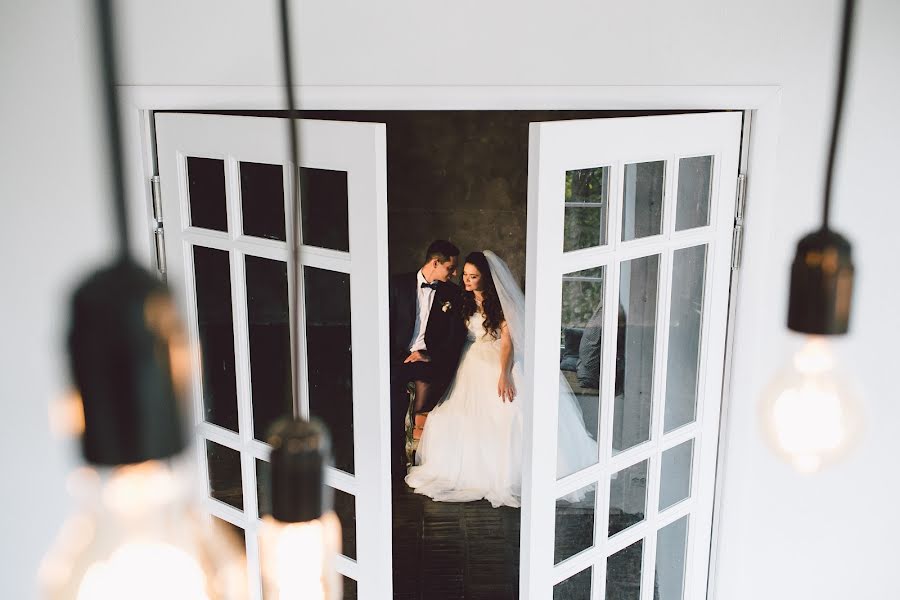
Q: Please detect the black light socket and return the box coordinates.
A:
[268,418,333,523]
[67,260,188,465]
[787,228,854,335]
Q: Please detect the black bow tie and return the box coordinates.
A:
[420,281,438,290]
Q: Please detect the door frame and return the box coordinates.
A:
[120,84,782,600]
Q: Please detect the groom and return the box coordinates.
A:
[388,240,466,475]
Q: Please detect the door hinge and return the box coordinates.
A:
[150,175,166,279]
[151,175,163,222]
[731,173,747,270]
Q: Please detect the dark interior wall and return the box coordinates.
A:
[382,111,531,281]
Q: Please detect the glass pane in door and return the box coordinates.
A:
[659,439,694,511]
[240,161,286,241]
[609,459,648,537]
[564,165,609,252]
[187,157,228,232]
[193,245,238,432]
[334,488,357,560]
[613,254,660,453]
[664,245,707,433]
[559,266,604,478]
[553,566,592,600]
[300,167,350,251]
[622,161,665,241]
[304,267,355,474]
[206,440,243,511]
[606,539,643,600]
[245,255,293,441]
[256,459,271,516]
[554,482,597,564]
[675,156,713,231]
[655,516,689,600]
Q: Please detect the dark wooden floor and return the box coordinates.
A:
[389,481,522,600]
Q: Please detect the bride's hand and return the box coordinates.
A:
[498,374,516,403]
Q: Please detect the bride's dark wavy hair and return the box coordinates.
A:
[461,252,505,339]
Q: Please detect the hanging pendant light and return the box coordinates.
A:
[259,419,342,600]
[257,3,343,598]
[40,1,246,597]
[759,0,863,473]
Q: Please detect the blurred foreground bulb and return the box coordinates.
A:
[41,262,246,599]
[260,418,341,600]
[760,335,862,473]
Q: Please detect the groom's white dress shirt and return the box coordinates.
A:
[408,270,435,353]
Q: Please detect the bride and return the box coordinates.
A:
[405,251,598,508]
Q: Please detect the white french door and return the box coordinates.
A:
[521,113,742,599]
[155,113,391,600]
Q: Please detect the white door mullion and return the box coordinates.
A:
[291,258,311,421]
[230,236,263,598]
[231,249,254,444]
[175,152,192,234]
[694,237,722,430]
[197,422,242,450]
[559,249,616,277]
[591,225,619,598]
[205,496,247,527]
[228,156,244,241]
[611,159,626,249]
[245,533,263,600]
[555,462,604,498]
[184,232,290,261]
[640,526,658,600]
[324,467,358,497]
[299,245,352,272]
[649,244,675,501]
[240,450,260,520]
[184,227,231,244]
[601,257,621,467]
[335,555,360,581]
[592,553,608,600]
[664,152,678,238]
[552,546,598,586]
[180,242,205,431]
[194,437,211,518]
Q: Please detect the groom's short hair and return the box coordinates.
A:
[425,240,460,263]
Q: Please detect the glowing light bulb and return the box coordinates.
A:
[760,335,863,473]
[41,460,247,600]
[259,513,342,600]
[76,541,209,600]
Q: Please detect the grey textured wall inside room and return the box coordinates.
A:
[382,111,530,281]
[298,110,672,285]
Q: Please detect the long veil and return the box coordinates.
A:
[484,251,597,480]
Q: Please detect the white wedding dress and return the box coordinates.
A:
[405,251,598,509]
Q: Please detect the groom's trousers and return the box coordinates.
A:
[390,361,450,477]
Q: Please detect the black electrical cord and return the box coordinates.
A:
[95,0,131,260]
[823,0,856,230]
[278,0,303,418]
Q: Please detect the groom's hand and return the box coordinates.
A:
[404,350,431,364]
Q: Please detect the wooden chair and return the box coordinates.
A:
[403,382,429,468]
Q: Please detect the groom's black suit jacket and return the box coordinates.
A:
[388,273,466,387]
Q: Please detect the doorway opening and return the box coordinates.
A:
[151,108,744,600]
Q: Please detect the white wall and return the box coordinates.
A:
[1,2,114,600]
[2,0,898,598]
